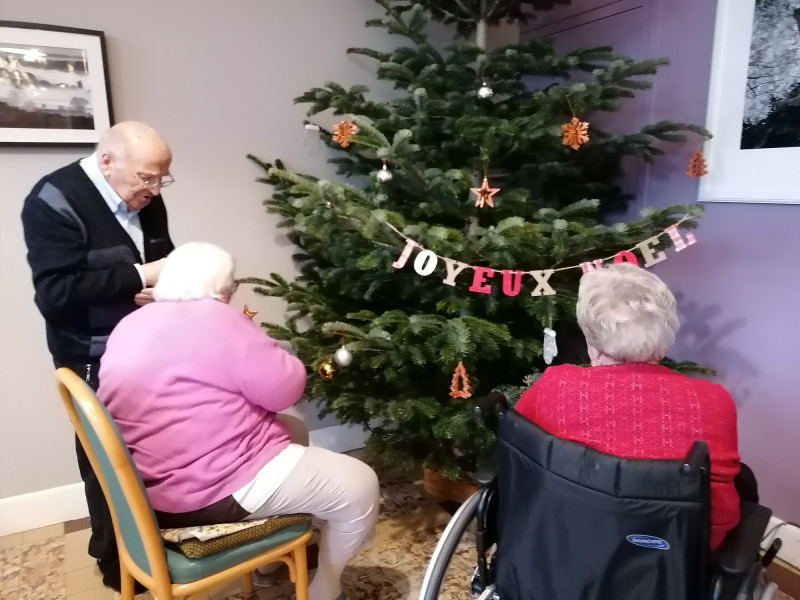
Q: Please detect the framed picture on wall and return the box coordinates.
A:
[0,21,113,147]
[701,0,800,204]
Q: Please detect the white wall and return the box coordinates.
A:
[0,0,412,504]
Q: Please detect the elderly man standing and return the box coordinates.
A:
[21,121,175,593]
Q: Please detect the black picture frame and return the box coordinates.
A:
[0,20,114,147]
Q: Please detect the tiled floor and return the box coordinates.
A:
[0,464,795,600]
[0,465,463,600]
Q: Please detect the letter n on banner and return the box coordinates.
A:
[580,259,604,273]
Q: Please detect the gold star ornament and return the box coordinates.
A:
[243,305,258,320]
[470,175,500,208]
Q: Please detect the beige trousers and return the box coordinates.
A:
[250,414,379,600]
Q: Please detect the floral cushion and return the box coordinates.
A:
[160,513,312,558]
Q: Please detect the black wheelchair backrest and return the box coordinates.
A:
[494,409,711,600]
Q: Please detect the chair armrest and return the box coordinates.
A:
[716,502,772,577]
[474,450,497,487]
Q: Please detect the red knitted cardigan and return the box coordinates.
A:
[515,362,741,552]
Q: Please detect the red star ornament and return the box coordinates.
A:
[470,175,500,208]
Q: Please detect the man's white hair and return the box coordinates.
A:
[576,263,679,363]
[153,242,236,302]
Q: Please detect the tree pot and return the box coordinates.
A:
[423,467,480,503]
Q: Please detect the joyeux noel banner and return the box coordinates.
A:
[386,219,697,296]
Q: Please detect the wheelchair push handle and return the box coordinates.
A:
[472,391,510,424]
[679,440,710,480]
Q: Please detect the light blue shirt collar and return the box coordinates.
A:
[79,152,139,216]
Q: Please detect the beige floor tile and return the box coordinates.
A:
[341,569,404,600]
[65,564,104,595]
[20,522,64,545]
[0,546,22,600]
[0,532,23,551]
[207,577,245,600]
[65,548,97,573]
[376,562,427,596]
[372,503,451,546]
[64,528,93,554]
[18,536,66,599]
[68,585,116,600]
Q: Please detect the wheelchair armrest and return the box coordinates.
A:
[474,450,497,487]
[472,391,509,425]
[715,502,772,577]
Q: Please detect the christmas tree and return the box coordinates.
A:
[245,0,707,479]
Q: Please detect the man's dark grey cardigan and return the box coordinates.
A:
[21,161,174,364]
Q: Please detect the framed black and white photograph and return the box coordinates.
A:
[0,21,113,146]
[701,0,800,203]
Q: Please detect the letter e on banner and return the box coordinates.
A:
[470,267,495,294]
[635,236,667,268]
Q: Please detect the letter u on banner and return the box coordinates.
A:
[501,270,524,296]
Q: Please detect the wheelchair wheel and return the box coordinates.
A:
[419,491,487,600]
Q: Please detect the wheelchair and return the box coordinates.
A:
[419,392,783,600]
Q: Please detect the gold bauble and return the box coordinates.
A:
[318,361,335,380]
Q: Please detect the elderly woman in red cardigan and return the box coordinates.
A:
[515,263,750,553]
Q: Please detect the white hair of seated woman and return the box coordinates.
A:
[576,263,679,366]
[153,242,236,303]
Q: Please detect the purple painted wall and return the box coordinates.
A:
[524,0,800,520]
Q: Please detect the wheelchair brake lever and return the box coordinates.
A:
[761,538,781,567]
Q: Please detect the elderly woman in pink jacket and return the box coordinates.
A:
[98,242,378,600]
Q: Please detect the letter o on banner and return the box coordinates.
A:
[413,250,439,276]
[613,250,639,266]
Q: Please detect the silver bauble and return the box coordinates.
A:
[377,165,393,182]
[333,346,353,367]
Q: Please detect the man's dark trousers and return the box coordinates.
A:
[58,360,135,593]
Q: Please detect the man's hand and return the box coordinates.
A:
[140,258,165,287]
[134,288,155,307]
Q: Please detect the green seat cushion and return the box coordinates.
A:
[165,521,311,584]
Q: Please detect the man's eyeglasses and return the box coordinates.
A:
[137,172,175,188]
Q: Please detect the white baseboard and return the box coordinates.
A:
[0,482,88,537]
[0,423,367,537]
[762,517,800,570]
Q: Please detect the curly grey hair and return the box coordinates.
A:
[576,263,679,364]
[154,242,236,302]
